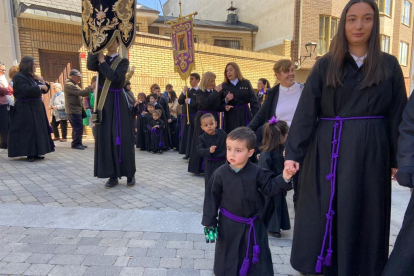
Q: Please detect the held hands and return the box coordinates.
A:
[98,52,105,63]
[225,105,233,112]
[225,92,234,102]
[282,167,296,182]
[210,145,217,153]
[395,167,414,188]
[216,84,223,93]
[391,168,397,181]
[284,160,300,175]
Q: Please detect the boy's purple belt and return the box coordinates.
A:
[315,115,384,273]
[220,207,260,276]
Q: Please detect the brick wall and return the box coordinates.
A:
[257,40,291,57]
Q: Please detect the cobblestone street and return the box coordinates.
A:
[0,140,411,276]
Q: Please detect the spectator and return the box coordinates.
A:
[163,84,173,102]
[0,62,13,149]
[168,90,180,150]
[64,69,95,150]
[49,83,68,142]
[8,56,53,161]
[83,76,97,139]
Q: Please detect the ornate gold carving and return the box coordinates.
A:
[82,0,93,42]
[88,4,119,51]
[112,0,134,42]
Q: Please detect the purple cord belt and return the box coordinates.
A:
[201,156,226,171]
[315,115,384,273]
[99,86,123,164]
[220,208,260,276]
[150,127,163,147]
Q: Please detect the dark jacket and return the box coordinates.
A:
[248,84,280,131]
[64,79,93,114]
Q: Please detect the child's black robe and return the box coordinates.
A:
[149,119,165,151]
[196,128,227,185]
[136,102,146,149]
[285,53,407,275]
[382,92,414,276]
[202,161,292,276]
[154,103,170,150]
[258,147,291,234]
[188,89,222,174]
[178,88,197,156]
[221,79,260,134]
[143,113,153,151]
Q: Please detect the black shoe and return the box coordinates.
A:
[158,150,163,154]
[27,156,35,162]
[105,177,118,188]
[81,145,88,148]
[72,145,85,150]
[127,177,136,187]
[182,156,190,160]
[35,155,45,160]
[270,231,281,238]
[151,151,156,154]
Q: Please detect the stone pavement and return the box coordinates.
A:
[0,140,411,276]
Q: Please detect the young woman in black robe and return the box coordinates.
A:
[135,93,147,150]
[188,72,223,174]
[382,91,414,276]
[221,62,260,134]
[285,1,407,275]
[87,38,136,187]
[178,73,199,158]
[8,56,54,161]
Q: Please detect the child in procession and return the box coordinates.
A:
[149,109,165,154]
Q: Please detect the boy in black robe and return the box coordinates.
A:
[149,110,165,154]
[202,127,295,276]
[196,113,227,186]
[148,93,170,150]
[143,103,155,152]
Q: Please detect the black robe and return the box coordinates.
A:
[149,119,165,151]
[154,103,170,150]
[202,161,293,276]
[158,96,172,147]
[136,102,147,149]
[286,53,407,275]
[143,112,154,151]
[196,128,227,185]
[258,147,291,233]
[178,88,197,156]
[188,89,221,174]
[8,72,54,157]
[87,54,136,179]
[382,92,414,276]
[221,79,260,133]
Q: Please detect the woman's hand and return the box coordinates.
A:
[225,105,233,112]
[285,160,300,174]
[98,52,105,63]
[39,85,48,91]
[33,74,44,83]
[225,92,234,102]
[391,168,397,181]
[216,84,223,93]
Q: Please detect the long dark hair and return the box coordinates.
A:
[260,121,289,152]
[168,90,177,103]
[326,0,387,89]
[258,78,270,90]
[19,56,35,77]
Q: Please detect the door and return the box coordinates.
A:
[39,50,80,122]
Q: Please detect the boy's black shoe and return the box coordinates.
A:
[27,156,35,162]
[105,177,118,188]
[270,231,281,238]
[127,177,136,187]
[35,155,45,160]
[72,145,85,150]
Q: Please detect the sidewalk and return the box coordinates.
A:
[0,141,410,276]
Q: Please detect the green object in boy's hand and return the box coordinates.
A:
[204,227,218,243]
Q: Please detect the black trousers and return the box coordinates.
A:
[67,113,83,147]
[51,115,67,139]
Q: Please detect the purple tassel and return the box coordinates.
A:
[239,257,250,276]
[315,256,323,273]
[116,137,121,145]
[159,142,163,147]
[252,245,260,264]
[324,249,333,266]
[48,125,53,133]
[201,161,205,171]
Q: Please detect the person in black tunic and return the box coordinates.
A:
[143,103,155,152]
[257,119,290,238]
[382,91,414,276]
[8,56,54,161]
[196,113,227,186]
[148,93,170,151]
[153,85,172,148]
[202,127,294,276]
[87,38,136,188]
[256,78,270,105]
[149,110,165,154]
[135,93,147,150]
[178,73,200,159]
[285,1,407,275]
[188,72,223,174]
[221,62,260,133]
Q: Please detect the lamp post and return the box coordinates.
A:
[297,42,317,66]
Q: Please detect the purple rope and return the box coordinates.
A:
[201,156,226,171]
[151,127,163,147]
[315,115,384,273]
[232,104,250,126]
[220,207,260,276]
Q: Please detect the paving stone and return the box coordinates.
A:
[50,229,81,237]
[104,246,128,256]
[143,268,167,276]
[159,258,181,268]
[147,248,176,258]
[126,248,148,257]
[123,232,143,240]
[193,242,215,251]
[78,230,99,238]
[186,234,206,242]
[78,237,103,246]
[167,268,200,276]
[176,249,205,259]
[128,257,160,268]
[82,255,118,266]
[75,246,108,255]
[194,259,214,270]
[199,270,214,276]
[47,237,81,245]
[128,239,156,248]
[22,228,54,236]
[49,254,85,265]
[120,267,145,276]
[142,232,161,240]
[96,231,125,239]
[0,262,31,274]
[166,241,193,250]
[160,233,187,241]
[2,252,32,263]
[53,244,78,254]
[84,266,122,276]
[24,264,55,275]
[181,258,194,269]
[273,264,301,275]
[98,238,128,247]
[25,253,54,264]
[114,256,131,267]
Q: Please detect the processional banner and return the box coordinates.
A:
[171,18,195,80]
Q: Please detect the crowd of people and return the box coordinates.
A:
[2,0,414,275]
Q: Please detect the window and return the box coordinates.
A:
[318,16,339,55]
[214,39,241,50]
[194,35,198,43]
[148,26,159,35]
[377,0,393,16]
[380,35,390,53]
[402,0,412,26]
[399,41,409,66]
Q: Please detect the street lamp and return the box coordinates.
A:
[297,42,317,66]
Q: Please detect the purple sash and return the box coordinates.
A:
[314,115,385,273]
[201,156,226,171]
[220,207,260,276]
